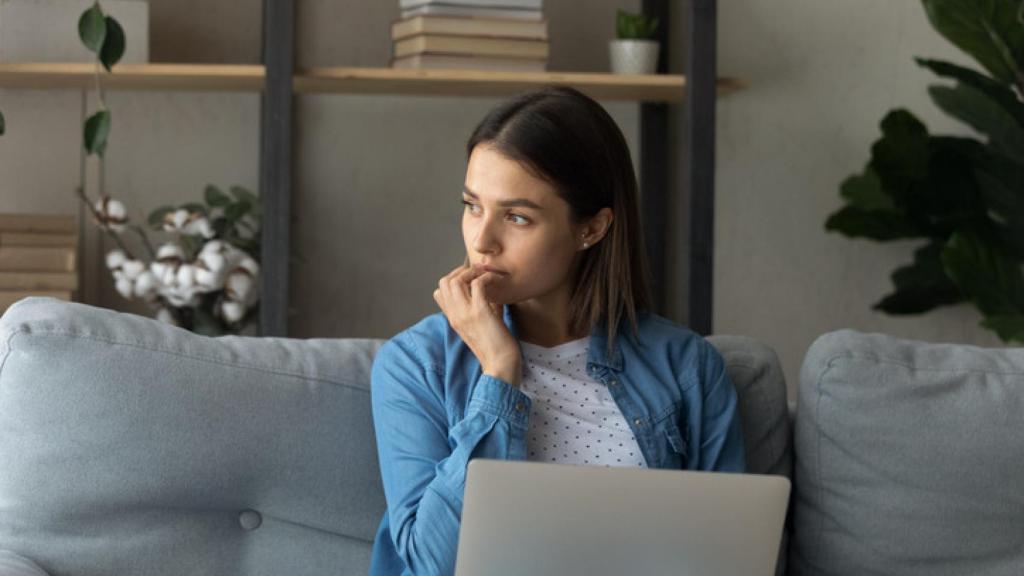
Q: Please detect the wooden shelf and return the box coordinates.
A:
[0,62,263,92]
[294,67,747,102]
[0,62,746,101]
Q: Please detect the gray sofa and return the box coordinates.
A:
[0,297,1020,575]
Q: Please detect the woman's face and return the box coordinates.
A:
[462,144,583,306]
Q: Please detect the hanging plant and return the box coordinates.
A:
[826,0,1024,343]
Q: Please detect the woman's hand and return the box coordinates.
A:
[433,264,521,386]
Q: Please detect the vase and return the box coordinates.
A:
[608,39,659,75]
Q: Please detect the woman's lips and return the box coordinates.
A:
[476,264,507,275]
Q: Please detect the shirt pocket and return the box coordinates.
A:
[653,407,689,469]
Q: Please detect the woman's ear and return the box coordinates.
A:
[579,208,614,249]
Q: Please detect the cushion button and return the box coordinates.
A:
[239,510,262,531]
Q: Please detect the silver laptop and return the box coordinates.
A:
[455,459,790,576]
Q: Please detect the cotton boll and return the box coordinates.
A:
[115,277,133,299]
[186,217,215,239]
[220,300,245,323]
[176,264,197,289]
[134,271,157,298]
[155,308,177,326]
[224,270,254,303]
[121,259,145,280]
[156,243,185,262]
[105,249,126,270]
[237,256,260,277]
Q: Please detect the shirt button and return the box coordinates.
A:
[609,379,618,387]
[515,402,525,412]
[634,418,644,427]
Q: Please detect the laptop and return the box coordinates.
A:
[455,459,790,576]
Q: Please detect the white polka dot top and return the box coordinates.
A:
[518,336,647,468]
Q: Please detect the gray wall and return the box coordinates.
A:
[1,0,1008,400]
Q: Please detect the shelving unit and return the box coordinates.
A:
[0,0,731,337]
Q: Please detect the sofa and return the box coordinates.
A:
[0,297,1020,576]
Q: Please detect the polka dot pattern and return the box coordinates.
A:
[519,336,646,468]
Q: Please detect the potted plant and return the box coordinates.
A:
[609,9,660,75]
[826,0,1024,343]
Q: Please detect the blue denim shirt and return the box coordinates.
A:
[369,305,745,576]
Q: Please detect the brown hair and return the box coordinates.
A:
[466,85,652,355]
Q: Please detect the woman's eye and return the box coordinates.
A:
[508,214,530,225]
[461,200,481,214]
[462,200,529,225]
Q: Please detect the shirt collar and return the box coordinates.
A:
[502,304,623,371]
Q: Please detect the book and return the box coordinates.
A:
[402,5,543,20]
[0,271,77,291]
[0,214,75,235]
[394,34,549,59]
[0,290,72,312]
[392,15,548,41]
[391,53,546,71]
[0,246,76,272]
[400,0,542,9]
[0,232,77,248]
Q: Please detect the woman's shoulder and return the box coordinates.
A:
[375,311,454,374]
[626,311,723,373]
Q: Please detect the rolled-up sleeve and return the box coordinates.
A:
[371,334,531,576]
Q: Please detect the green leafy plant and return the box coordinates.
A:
[826,0,1024,343]
[78,1,124,156]
[71,2,260,335]
[615,9,659,40]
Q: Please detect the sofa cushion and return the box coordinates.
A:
[0,550,50,576]
[790,329,1024,576]
[0,298,386,576]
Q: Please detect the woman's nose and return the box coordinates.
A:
[472,218,500,253]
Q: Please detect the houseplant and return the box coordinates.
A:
[826,0,1024,343]
[609,9,659,75]
[75,1,261,335]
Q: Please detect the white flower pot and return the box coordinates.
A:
[608,39,659,75]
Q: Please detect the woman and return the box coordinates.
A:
[369,85,745,576]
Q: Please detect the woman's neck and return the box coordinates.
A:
[511,298,587,348]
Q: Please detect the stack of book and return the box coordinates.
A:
[391,0,549,72]
[0,214,77,314]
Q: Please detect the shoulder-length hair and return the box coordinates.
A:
[465,85,652,353]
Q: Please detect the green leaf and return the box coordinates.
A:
[840,168,897,212]
[922,0,1024,85]
[181,202,208,216]
[0,110,5,136]
[870,109,930,200]
[229,185,258,204]
[225,201,252,222]
[825,205,923,240]
[973,150,1024,257]
[147,206,174,227]
[205,185,231,207]
[929,83,1024,162]
[78,3,106,55]
[99,16,125,72]
[916,58,1024,127]
[83,109,111,156]
[981,313,1024,342]
[941,227,1024,316]
[229,186,261,217]
[874,241,965,314]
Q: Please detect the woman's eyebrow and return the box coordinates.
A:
[463,187,543,210]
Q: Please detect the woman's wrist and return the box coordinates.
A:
[483,355,522,387]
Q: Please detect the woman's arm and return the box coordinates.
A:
[697,339,746,472]
[371,334,531,576]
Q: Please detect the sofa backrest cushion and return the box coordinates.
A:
[790,329,1024,576]
[0,298,386,576]
[0,298,793,576]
